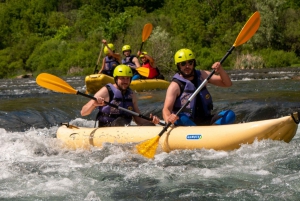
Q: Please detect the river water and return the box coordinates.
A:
[0,68,300,200]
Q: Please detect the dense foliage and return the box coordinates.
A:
[0,0,300,78]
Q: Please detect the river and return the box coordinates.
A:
[0,68,300,200]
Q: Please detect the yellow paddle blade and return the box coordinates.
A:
[136,67,150,77]
[142,23,153,42]
[234,11,260,47]
[36,73,77,94]
[136,135,160,159]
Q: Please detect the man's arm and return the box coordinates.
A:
[162,82,180,123]
[98,57,106,74]
[81,87,109,116]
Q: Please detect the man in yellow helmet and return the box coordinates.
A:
[98,39,121,76]
[82,64,159,127]
[162,48,235,126]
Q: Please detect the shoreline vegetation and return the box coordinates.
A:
[14,67,300,81]
[1,0,300,79]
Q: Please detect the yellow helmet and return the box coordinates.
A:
[113,65,133,77]
[122,45,131,52]
[104,43,115,55]
[139,51,148,58]
[174,48,195,64]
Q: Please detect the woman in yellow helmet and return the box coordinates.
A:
[162,48,235,127]
[121,45,141,69]
[98,39,121,76]
[121,44,141,77]
[82,64,160,127]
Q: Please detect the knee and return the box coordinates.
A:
[132,74,140,80]
[175,114,196,126]
[214,110,236,125]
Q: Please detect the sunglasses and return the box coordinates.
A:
[179,60,194,67]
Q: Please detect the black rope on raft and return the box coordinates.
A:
[61,122,70,127]
[291,112,300,124]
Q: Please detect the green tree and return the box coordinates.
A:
[278,8,300,56]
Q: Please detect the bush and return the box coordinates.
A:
[196,47,225,70]
[234,53,264,69]
[259,48,300,68]
[148,26,174,74]
[26,39,69,74]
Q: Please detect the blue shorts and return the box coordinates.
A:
[174,110,236,126]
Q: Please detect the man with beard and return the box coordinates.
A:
[162,48,236,126]
[81,64,159,127]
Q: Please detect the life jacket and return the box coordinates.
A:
[122,55,137,74]
[122,55,136,66]
[172,70,213,119]
[103,56,119,76]
[96,83,133,126]
[142,62,158,79]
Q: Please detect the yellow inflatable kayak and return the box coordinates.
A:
[57,112,299,152]
[85,74,170,94]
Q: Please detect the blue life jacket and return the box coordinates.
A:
[103,56,119,76]
[97,83,133,126]
[122,55,136,67]
[122,55,137,74]
[172,70,213,119]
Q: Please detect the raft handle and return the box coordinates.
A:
[291,112,299,124]
[61,122,79,129]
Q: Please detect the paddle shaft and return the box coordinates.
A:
[158,46,236,136]
[139,42,145,53]
[94,43,104,74]
[77,91,165,126]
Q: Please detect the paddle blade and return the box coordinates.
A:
[142,23,153,42]
[136,135,160,159]
[136,67,150,77]
[234,11,260,47]
[36,73,77,94]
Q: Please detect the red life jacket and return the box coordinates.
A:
[142,62,158,79]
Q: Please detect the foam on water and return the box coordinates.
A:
[0,122,300,200]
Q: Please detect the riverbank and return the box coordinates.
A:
[7,67,300,81]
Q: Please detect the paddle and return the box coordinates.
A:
[36,73,166,126]
[139,23,153,52]
[136,11,261,159]
[136,67,150,77]
[136,23,153,78]
[93,43,104,74]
